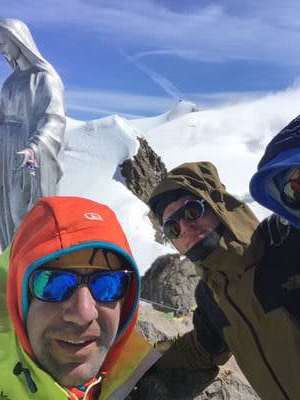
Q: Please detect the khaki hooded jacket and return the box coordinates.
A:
[149,162,300,400]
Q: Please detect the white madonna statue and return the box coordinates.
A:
[0,18,66,249]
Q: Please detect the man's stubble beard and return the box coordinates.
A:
[36,334,113,387]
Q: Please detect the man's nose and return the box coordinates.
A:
[179,217,197,234]
[62,286,98,325]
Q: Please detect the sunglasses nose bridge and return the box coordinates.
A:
[77,274,90,285]
[72,273,90,293]
[62,282,99,325]
[75,274,98,302]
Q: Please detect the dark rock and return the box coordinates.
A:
[137,304,193,344]
[120,136,167,243]
[137,319,169,344]
[195,373,260,400]
[136,305,260,400]
[141,253,199,316]
[120,136,167,204]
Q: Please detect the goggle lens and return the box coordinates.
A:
[30,269,131,303]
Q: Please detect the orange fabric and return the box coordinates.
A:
[6,196,139,375]
[102,311,138,373]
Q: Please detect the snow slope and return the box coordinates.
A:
[131,100,200,132]
[59,84,300,274]
[58,114,171,274]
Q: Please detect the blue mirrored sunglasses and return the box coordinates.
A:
[162,199,205,240]
[29,269,132,303]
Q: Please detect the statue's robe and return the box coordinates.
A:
[0,66,65,249]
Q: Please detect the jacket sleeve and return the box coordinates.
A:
[155,280,231,371]
[130,281,232,399]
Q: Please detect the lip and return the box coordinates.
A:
[53,337,98,355]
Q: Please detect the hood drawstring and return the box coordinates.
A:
[13,362,37,393]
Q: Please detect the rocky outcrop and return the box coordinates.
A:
[120,136,167,243]
[141,253,199,316]
[137,304,260,400]
[195,372,260,400]
[120,137,167,204]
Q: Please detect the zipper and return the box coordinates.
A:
[83,375,102,400]
[221,272,290,400]
[13,362,37,393]
[67,375,103,400]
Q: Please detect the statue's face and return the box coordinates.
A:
[0,29,20,64]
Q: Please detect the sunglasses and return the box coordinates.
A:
[29,269,132,303]
[283,169,300,207]
[162,199,205,240]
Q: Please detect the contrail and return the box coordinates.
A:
[121,51,183,100]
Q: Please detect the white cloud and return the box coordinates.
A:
[66,87,175,117]
[66,86,278,118]
[188,90,270,107]
[66,81,300,118]
[3,0,300,65]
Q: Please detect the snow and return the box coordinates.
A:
[131,100,201,132]
[58,114,171,273]
[58,84,300,274]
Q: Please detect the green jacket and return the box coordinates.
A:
[149,161,300,400]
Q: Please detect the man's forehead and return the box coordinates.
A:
[162,195,199,222]
[43,248,124,271]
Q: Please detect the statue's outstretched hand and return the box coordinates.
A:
[17,148,39,176]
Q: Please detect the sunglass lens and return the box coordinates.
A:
[90,271,130,302]
[184,201,204,221]
[163,220,181,239]
[30,270,77,302]
[284,180,300,204]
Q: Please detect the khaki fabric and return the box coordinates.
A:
[149,161,300,400]
[44,248,123,270]
[150,161,258,246]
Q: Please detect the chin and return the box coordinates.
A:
[50,352,108,388]
[185,239,204,253]
[58,362,101,388]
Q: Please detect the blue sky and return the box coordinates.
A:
[1,0,300,120]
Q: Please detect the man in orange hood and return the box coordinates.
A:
[0,196,160,400]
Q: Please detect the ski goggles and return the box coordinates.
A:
[162,199,205,240]
[29,268,132,303]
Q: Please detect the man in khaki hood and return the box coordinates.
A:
[149,161,300,400]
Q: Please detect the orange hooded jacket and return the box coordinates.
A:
[2,196,159,400]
